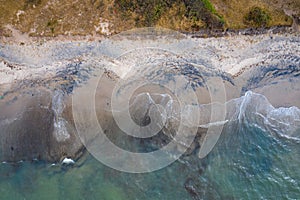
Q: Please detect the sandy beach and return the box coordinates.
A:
[0,29,299,162]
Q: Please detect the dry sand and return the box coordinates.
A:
[1,30,299,105]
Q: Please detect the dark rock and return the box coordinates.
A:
[184,178,200,200]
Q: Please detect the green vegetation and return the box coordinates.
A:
[114,0,224,30]
[184,0,224,29]
[46,19,58,34]
[0,0,297,37]
[202,0,216,13]
[209,0,295,29]
[114,0,177,26]
[245,7,271,27]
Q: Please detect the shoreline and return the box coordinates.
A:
[0,25,298,45]
[1,29,299,104]
[0,28,299,163]
[186,25,296,38]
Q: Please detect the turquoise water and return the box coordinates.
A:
[0,120,299,200]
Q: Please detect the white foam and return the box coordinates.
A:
[62,158,75,165]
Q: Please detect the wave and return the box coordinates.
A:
[102,88,300,163]
[228,91,300,141]
[115,90,300,153]
[125,90,299,132]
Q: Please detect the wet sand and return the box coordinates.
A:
[0,29,299,162]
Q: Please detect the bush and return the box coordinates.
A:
[114,0,224,29]
[184,0,224,29]
[115,0,178,26]
[245,7,271,27]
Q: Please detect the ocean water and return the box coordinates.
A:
[0,31,299,199]
[0,93,299,200]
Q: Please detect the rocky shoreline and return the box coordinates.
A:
[0,29,299,163]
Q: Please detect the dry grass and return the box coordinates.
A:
[0,0,24,36]
[210,0,296,29]
[157,2,206,31]
[0,0,298,37]
[1,0,117,36]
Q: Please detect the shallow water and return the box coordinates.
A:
[1,114,299,199]
[1,31,299,199]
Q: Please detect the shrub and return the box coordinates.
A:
[184,0,224,29]
[115,0,178,26]
[114,0,224,29]
[245,7,271,27]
